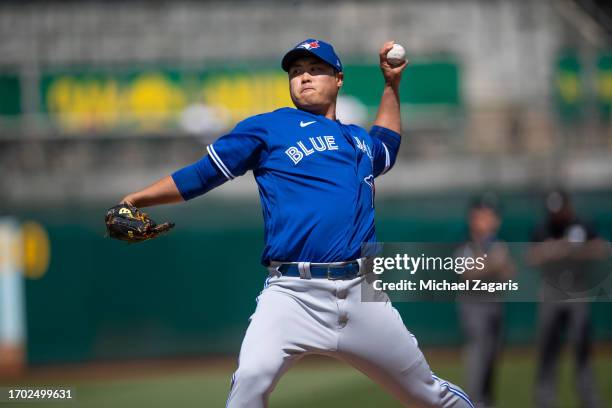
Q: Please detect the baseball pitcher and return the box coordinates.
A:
[109,38,474,408]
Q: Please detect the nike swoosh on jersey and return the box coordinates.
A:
[299,120,316,128]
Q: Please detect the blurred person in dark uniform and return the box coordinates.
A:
[456,194,516,408]
[528,190,607,408]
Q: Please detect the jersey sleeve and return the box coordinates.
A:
[369,125,401,177]
[206,117,268,180]
[171,156,227,201]
[170,117,268,200]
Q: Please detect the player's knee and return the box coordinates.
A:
[234,362,280,395]
[234,367,267,391]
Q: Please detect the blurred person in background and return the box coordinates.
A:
[528,190,608,408]
[456,194,516,408]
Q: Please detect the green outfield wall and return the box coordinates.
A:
[7,189,612,364]
[0,73,20,116]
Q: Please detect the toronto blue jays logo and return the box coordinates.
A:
[364,174,375,208]
[298,40,320,50]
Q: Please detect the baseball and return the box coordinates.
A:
[386,44,406,67]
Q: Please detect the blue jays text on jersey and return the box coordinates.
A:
[171,107,400,265]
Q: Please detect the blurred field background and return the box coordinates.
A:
[1,0,612,407]
[2,350,612,408]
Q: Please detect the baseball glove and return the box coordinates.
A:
[105,203,174,243]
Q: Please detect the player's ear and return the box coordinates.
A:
[336,71,344,88]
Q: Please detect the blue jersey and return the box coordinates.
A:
[172,107,400,265]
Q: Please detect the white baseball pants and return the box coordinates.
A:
[225,274,474,408]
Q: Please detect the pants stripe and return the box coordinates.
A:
[255,276,272,303]
[431,374,475,408]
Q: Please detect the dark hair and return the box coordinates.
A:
[469,192,500,215]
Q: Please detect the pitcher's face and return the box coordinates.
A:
[288,56,343,112]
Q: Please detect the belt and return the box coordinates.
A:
[271,259,364,280]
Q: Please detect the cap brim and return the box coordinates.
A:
[281,49,315,72]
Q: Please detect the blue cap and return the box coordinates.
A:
[281,39,343,72]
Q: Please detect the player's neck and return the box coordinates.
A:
[300,103,337,121]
